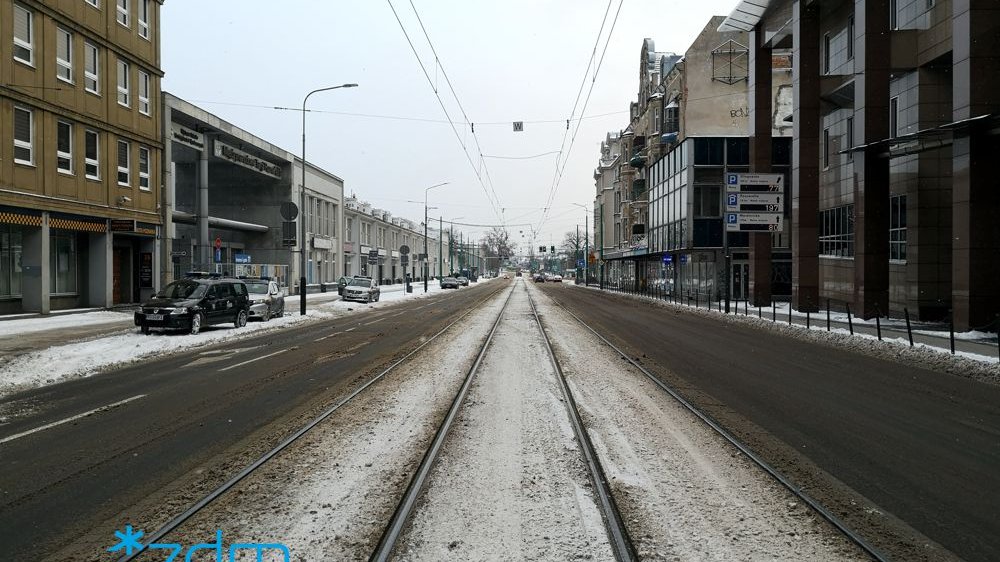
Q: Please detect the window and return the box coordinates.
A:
[890,195,907,261]
[57,121,73,174]
[86,0,99,6]
[117,59,130,106]
[117,140,130,185]
[654,107,661,134]
[138,70,150,115]
[138,0,150,38]
[14,106,33,165]
[85,42,100,94]
[889,97,899,138]
[85,130,100,179]
[890,0,898,30]
[819,205,855,257]
[847,16,855,60]
[823,128,831,168]
[13,4,33,65]
[50,231,78,294]
[0,225,24,298]
[56,27,73,82]
[823,33,831,74]
[346,217,354,242]
[117,0,129,27]
[693,185,721,217]
[138,146,150,190]
[846,117,854,162]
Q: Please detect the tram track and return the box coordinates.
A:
[540,288,889,562]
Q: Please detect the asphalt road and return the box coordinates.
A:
[0,281,504,561]
[540,284,1000,562]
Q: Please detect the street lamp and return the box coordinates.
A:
[300,83,357,316]
[571,203,591,286]
[423,182,449,292]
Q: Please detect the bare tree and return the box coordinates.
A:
[480,227,517,271]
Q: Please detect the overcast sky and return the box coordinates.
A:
[162,0,738,247]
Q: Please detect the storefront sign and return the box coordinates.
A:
[234,253,251,264]
[136,222,157,236]
[214,141,283,179]
[110,219,135,232]
[171,123,205,151]
[312,236,333,250]
[343,242,355,253]
[139,252,153,288]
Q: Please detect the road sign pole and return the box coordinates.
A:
[724,225,731,314]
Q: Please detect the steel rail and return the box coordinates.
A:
[368,283,517,562]
[524,284,638,562]
[545,291,890,562]
[118,282,510,562]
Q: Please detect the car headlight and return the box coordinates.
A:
[171,307,188,315]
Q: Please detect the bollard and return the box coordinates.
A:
[806,311,811,329]
[846,303,854,335]
[788,302,792,325]
[826,299,831,331]
[695,293,699,309]
[758,304,762,319]
[875,313,882,341]
[772,300,776,323]
[949,311,955,354]
[904,308,914,347]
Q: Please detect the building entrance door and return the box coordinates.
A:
[113,247,132,304]
[732,262,749,301]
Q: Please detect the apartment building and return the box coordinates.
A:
[1,0,163,312]
[722,0,1000,328]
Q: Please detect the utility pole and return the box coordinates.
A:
[439,216,443,278]
[584,211,589,287]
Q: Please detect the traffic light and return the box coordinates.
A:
[550,245,556,253]
[539,245,546,252]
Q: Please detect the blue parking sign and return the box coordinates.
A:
[727,213,738,224]
[727,173,738,185]
[728,193,738,206]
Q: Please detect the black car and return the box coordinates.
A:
[135,276,251,335]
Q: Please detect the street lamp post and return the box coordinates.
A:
[423,182,449,292]
[299,83,357,316]
[572,203,590,287]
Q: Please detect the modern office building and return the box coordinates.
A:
[721,0,1000,328]
[0,0,163,313]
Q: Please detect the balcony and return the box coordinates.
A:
[631,178,647,201]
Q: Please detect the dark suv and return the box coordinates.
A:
[135,276,250,335]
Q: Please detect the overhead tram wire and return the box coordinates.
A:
[537,0,624,236]
[407,0,505,226]
[386,0,504,223]
[536,0,613,233]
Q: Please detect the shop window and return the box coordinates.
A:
[57,121,73,174]
[50,231,78,295]
[14,106,34,165]
[56,27,73,83]
[85,42,100,94]
[0,226,24,298]
[139,146,150,190]
[13,4,33,66]
[819,204,855,257]
[890,194,907,261]
[85,130,100,179]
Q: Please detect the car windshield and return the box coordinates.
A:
[442,277,457,282]
[349,279,371,287]
[157,280,206,299]
[244,281,269,294]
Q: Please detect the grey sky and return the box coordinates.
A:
[162,0,737,247]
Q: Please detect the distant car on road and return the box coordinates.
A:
[440,276,460,289]
[456,276,470,286]
[552,274,563,282]
[243,278,284,321]
[343,277,380,303]
[135,276,250,335]
[503,272,510,279]
[533,273,545,283]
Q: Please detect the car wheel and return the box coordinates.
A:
[276,305,283,318]
[141,324,150,335]
[190,313,203,335]
[375,292,380,302]
[235,309,248,328]
[262,308,271,322]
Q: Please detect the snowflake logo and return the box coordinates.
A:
[107,524,145,556]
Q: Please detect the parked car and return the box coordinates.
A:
[343,277,380,302]
[440,276,460,289]
[135,276,250,335]
[552,274,563,282]
[503,272,510,279]
[456,276,470,286]
[243,277,284,321]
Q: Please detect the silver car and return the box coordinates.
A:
[244,278,284,321]
[343,277,381,303]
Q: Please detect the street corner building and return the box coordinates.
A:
[0,0,164,313]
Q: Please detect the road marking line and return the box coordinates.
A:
[314,331,343,342]
[345,327,357,332]
[365,318,384,326]
[218,349,288,372]
[0,394,147,445]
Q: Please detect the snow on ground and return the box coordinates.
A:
[0,279,493,399]
[164,284,511,561]
[529,282,867,560]
[396,281,613,561]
